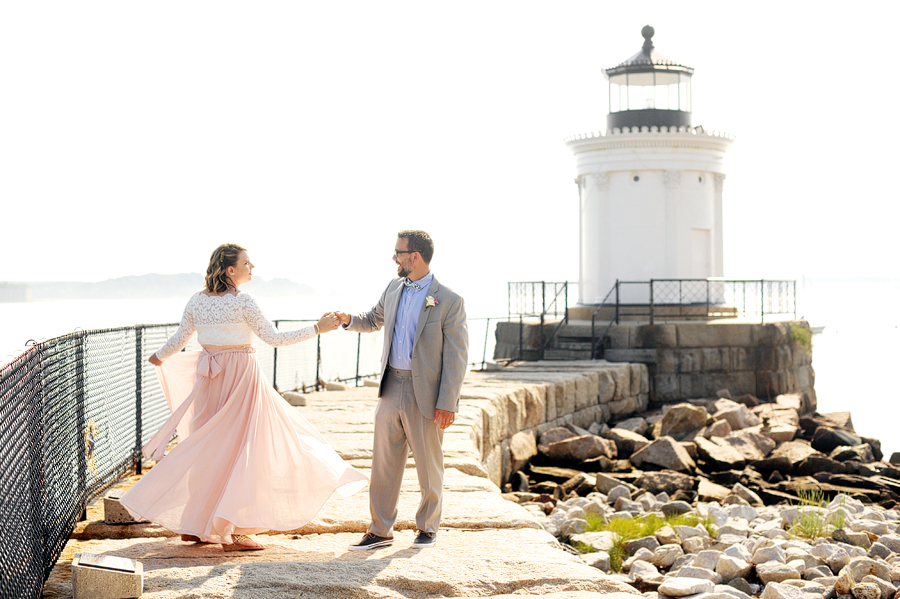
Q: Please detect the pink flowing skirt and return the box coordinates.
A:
[119,347,368,544]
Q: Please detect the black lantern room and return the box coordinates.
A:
[604,26,694,130]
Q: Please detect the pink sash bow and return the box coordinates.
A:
[142,347,253,461]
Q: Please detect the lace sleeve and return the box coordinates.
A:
[155,294,198,361]
[241,294,316,347]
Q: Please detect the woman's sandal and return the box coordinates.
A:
[221,535,265,551]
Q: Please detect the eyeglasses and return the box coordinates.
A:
[393,250,417,257]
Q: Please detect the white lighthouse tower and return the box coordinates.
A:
[566,26,735,305]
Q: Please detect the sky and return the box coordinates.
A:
[2,1,899,307]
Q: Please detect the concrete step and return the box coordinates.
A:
[551,339,594,351]
[542,348,593,361]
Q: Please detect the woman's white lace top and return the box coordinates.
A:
[155,292,316,361]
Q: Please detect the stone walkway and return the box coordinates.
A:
[42,381,639,598]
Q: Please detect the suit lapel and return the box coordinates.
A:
[413,277,440,349]
[384,279,404,332]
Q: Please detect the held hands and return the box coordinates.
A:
[316,312,341,334]
[334,311,352,327]
[434,409,455,430]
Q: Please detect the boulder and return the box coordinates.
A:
[714,401,761,431]
[605,428,650,456]
[756,561,802,583]
[545,435,617,462]
[660,403,711,440]
[704,419,733,438]
[538,427,577,452]
[634,470,696,495]
[757,441,823,474]
[797,455,849,476]
[614,417,650,435]
[830,445,875,463]
[720,431,776,461]
[760,582,808,599]
[657,577,715,597]
[631,436,697,473]
[695,436,747,470]
[697,477,731,502]
[509,431,537,473]
[812,427,863,454]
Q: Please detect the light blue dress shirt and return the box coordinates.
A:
[389,272,433,370]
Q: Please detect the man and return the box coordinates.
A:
[336,230,468,550]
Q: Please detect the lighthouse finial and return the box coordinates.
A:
[641,25,655,56]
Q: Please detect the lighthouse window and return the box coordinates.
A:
[698,175,704,184]
[633,175,640,183]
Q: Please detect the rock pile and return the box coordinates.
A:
[504,390,900,510]
[500,388,900,597]
[514,487,900,599]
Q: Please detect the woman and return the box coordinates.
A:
[120,243,367,551]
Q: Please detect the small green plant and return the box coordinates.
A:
[574,511,716,572]
[789,487,843,539]
[790,323,813,357]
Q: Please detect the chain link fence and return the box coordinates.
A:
[0,314,498,599]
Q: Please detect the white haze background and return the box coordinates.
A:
[1,3,899,452]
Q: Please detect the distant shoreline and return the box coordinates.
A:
[0,273,316,302]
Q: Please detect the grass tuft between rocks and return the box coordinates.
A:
[788,487,846,539]
[577,512,717,572]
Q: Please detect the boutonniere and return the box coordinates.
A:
[425,296,438,309]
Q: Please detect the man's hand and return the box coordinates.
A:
[334,311,352,326]
[434,409,455,430]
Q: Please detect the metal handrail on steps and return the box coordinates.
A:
[590,281,619,359]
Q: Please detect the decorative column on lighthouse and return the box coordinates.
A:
[566,26,735,306]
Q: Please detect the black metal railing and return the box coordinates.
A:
[508,282,572,360]
[589,278,796,358]
[0,314,500,599]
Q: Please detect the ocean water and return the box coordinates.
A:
[2,279,897,456]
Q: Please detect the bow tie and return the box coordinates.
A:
[403,278,421,290]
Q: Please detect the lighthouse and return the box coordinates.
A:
[566,26,735,306]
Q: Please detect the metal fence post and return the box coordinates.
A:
[706,279,711,319]
[272,320,279,391]
[649,279,654,326]
[482,318,490,370]
[793,280,797,320]
[615,280,620,324]
[355,333,362,387]
[760,280,765,324]
[315,334,321,390]
[134,327,143,475]
[74,331,87,517]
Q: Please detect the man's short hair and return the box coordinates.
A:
[398,230,434,264]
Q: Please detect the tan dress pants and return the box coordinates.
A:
[367,367,444,537]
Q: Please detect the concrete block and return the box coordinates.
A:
[731,347,755,372]
[559,379,576,416]
[797,365,813,390]
[634,324,677,348]
[282,391,307,406]
[676,323,753,348]
[544,383,557,422]
[325,381,350,391]
[654,375,679,402]
[363,379,381,388]
[753,322,790,347]
[103,495,147,524]
[584,371,600,406]
[678,349,703,373]
[701,348,730,372]
[573,375,592,411]
[597,370,616,403]
[657,349,678,374]
[637,393,650,412]
[500,438,512,484]
[483,444,503,487]
[607,325,633,349]
[609,396,640,418]
[599,403,611,424]
[572,405,604,429]
[640,366,651,394]
[611,366,631,400]
[629,365,642,396]
[521,385,546,429]
[72,553,143,599]
[505,389,526,437]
